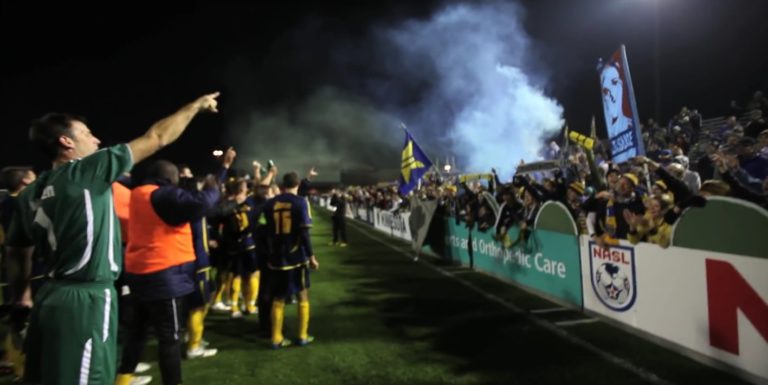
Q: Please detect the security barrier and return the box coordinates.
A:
[442,201,583,308]
[580,197,768,382]
[320,196,768,382]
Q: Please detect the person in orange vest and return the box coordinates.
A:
[115,160,219,385]
[112,175,155,383]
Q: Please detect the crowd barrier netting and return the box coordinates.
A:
[317,196,767,383]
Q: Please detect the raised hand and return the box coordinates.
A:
[622,208,639,230]
[194,91,220,113]
[309,255,320,270]
[222,146,236,168]
[723,154,740,171]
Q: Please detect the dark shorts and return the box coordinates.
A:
[227,251,258,277]
[270,266,310,299]
[209,248,226,271]
[187,268,214,309]
[257,268,272,302]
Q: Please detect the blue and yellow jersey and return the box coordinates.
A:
[221,196,259,256]
[190,217,212,269]
[263,193,313,270]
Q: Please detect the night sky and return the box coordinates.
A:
[2,0,766,178]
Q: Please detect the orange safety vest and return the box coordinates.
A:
[112,181,131,244]
[125,185,195,274]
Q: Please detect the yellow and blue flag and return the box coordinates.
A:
[399,130,432,195]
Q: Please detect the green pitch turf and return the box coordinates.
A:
[0,209,751,384]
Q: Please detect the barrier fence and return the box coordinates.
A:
[317,197,768,383]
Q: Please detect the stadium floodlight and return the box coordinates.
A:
[444,164,452,173]
[212,150,223,157]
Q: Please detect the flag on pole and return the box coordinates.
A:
[399,130,433,195]
[598,45,645,164]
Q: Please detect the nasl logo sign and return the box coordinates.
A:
[589,242,637,312]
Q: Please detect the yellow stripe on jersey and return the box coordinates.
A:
[267,261,310,271]
[202,217,209,254]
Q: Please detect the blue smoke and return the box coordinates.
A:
[225,1,563,182]
[384,1,564,178]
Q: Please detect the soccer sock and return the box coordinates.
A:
[246,272,260,312]
[271,299,286,345]
[298,300,310,341]
[187,307,205,351]
[114,374,134,385]
[214,272,231,304]
[230,276,242,313]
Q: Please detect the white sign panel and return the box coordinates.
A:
[580,236,768,381]
[373,208,412,241]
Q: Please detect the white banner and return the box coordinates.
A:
[345,205,354,219]
[356,207,368,222]
[580,236,768,381]
[373,208,412,241]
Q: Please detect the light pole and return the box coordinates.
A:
[653,0,661,121]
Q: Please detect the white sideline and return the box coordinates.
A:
[554,318,601,327]
[530,307,568,314]
[346,219,675,385]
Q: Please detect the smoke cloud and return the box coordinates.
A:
[381,1,564,177]
[225,0,563,181]
[225,87,401,180]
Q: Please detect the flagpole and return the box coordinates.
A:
[560,122,569,171]
[400,123,423,262]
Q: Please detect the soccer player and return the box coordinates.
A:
[220,178,260,318]
[4,92,219,384]
[264,172,319,348]
[209,147,237,313]
[0,166,36,379]
[178,169,220,359]
[254,166,279,335]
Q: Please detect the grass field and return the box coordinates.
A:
[1,209,751,384]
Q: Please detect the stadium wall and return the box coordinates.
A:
[318,196,768,383]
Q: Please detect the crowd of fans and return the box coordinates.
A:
[334,91,768,250]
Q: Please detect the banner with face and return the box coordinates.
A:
[599,45,644,164]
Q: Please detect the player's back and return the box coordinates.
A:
[264,193,312,270]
